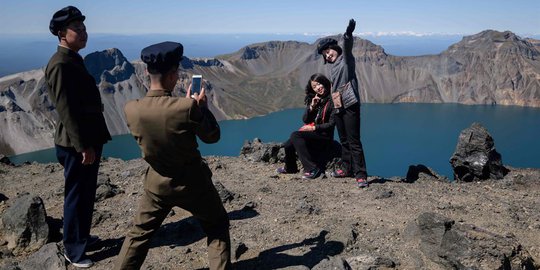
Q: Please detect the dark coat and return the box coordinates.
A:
[329,33,360,109]
[302,95,335,139]
[45,46,111,152]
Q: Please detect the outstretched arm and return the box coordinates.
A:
[345,19,356,38]
[343,19,356,60]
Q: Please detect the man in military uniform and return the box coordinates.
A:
[45,6,111,268]
[114,42,232,270]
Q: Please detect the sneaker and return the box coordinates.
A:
[302,169,321,179]
[330,169,350,178]
[356,178,369,188]
[64,254,94,268]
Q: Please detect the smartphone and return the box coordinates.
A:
[191,75,202,95]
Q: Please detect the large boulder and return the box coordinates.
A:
[404,212,536,269]
[0,193,49,255]
[240,138,342,169]
[17,243,65,270]
[240,138,283,163]
[0,155,13,166]
[449,122,508,181]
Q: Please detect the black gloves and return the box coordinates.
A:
[345,19,356,37]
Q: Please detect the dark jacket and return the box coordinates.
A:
[329,33,360,110]
[123,89,220,194]
[302,95,335,138]
[45,46,111,152]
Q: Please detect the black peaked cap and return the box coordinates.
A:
[141,41,184,73]
[50,6,86,36]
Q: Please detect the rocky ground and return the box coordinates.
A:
[1,152,540,269]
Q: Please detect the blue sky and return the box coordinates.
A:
[0,0,539,36]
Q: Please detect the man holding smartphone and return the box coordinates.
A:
[115,42,232,270]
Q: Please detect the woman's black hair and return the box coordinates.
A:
[304,73,331,105]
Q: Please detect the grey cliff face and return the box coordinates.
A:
[0,30,539,155]
[84,48,135,85]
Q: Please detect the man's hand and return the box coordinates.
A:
[81,147,96,165]
[345,19,356,36]
[186,83,208,108]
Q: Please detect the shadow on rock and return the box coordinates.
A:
[149,216,206,249]
[405,164,446,183]
[367,177,396,185]
[231,230,345,270]
[46,216,63,243]
[228,208,259,220]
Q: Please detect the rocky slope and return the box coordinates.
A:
[1,30,539,155]
[0,153,539,269]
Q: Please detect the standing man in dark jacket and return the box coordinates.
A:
[45,6,111,268]
[317,19,369,188]
[114,42,232,270]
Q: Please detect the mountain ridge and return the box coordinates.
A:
[1,29,539,155]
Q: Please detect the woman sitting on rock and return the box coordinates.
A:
[277,73,336,179]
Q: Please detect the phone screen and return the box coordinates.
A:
[192,75,202,95]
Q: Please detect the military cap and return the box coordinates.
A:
[49,6,86,36]
[317,38,338,54]
[141,42,184,74]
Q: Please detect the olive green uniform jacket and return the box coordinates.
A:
[123,89,220,195]
[45,46,111,151]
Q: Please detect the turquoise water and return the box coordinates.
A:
[9,103,540,178]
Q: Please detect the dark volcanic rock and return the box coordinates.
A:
[240,138,283,163]
[0,193,7,203]
[278,266,309,270]
[0,193,49,255]
[312,257,352,270]
[405,212,536,270]
[18,243,65,270]
[449,122,509,181]
[347,255,397,269]
[95,174,123,202]
[295,196,320,215]
[240,138,340,169]
[0,155,13,166]
[214,181,235,203]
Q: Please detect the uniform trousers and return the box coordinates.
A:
[284,131,333,172]
[115,165,232,270]
[56,144,103,262]
[335,103,367,179]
